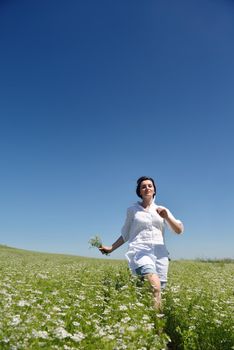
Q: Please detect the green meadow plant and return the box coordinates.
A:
[164,261,234,350]
[0,245,233,349]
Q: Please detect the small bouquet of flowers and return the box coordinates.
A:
[88,235,109,255]
[88,235,102,248]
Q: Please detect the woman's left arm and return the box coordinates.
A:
[156,207,184,234]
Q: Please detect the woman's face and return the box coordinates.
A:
[139,180,155,199]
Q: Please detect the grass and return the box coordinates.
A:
[0,245,233,349]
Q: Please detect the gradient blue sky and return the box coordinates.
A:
[1,0,233,260]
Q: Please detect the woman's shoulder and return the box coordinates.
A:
[126,202,139,212]
[154,202,169,210]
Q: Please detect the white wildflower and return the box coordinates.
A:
[120,285,128,290]
[54,327,71,339]
[0,289,8,295]
[32,330,49,339]
[11,315,21,326]
[215,319,222,325]
[17,300,30,307]
[144,323,154,331]
[119,305,128,311]
[37,273,48,279]
[34,290,43,295]
[97,328,106,337]
[119,326,125,334]
[52,306,61,312]
[189,325,196,330]
[103,309,110,314]
[142,315,150,321]
[121,316,131,323]
[70,332,85,342]
[106,334,115,340]
[2,337,10,343]
[136,302,144,307]
[62,305,69,309]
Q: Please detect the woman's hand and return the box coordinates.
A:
[99,236,125,255]
[157,207,184,234]
[156,207,169,219]
[99,245,113,255]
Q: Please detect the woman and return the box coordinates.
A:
[99,176,184,309]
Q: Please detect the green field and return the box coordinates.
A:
[0,245,233,350]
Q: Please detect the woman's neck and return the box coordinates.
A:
[141,198,153,208]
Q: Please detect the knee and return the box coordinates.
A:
[149,281,161,297]
[145,274,161,290]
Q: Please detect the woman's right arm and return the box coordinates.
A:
[99,207,132,255]
[99,236,125,255]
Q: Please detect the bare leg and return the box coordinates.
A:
[144,273,162,310]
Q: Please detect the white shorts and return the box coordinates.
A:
[126,244,169,282]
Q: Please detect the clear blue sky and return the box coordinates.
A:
[1,0,233,260]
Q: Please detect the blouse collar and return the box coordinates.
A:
[136,200,157,210]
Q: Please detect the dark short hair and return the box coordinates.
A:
[136,176,157,198]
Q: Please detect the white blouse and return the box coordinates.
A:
[121,201,183,273]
